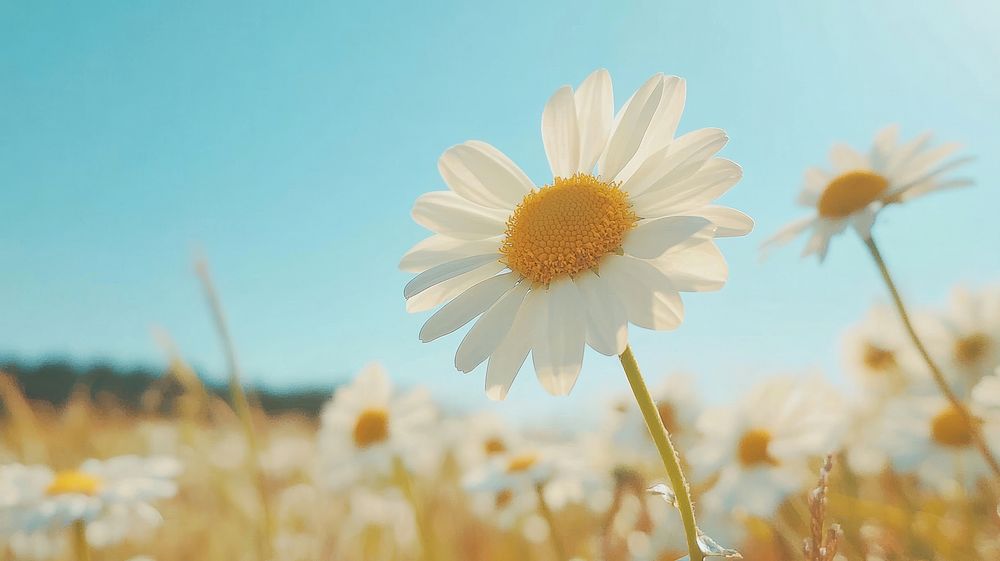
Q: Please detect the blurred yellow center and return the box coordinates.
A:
[353,408,390,448]
[863,343,897,373]
[954,333,991,367]
[483,437,507,456]
[930,406,979,447]
[737,428,778,467]
[506,454,538,473]
[500,174,637,285]
[817,170,889,218]
[46,470,101,496]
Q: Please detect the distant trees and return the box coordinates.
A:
[0,360,330,416]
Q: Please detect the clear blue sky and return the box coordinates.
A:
[3,1,999,420]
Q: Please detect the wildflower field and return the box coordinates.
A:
[3,3,1000,561]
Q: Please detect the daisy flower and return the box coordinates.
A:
[318,362,437,490]
[688,377,843,518]
[920,286,1000,396]
[882,376,1000,493]
[0,456,180,544]
[765,126,971,261]
[446,411,524,474]
[841,305,919,397]
[401,68,752,398]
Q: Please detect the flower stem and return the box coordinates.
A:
[71,520,90,561]
[619,345,703,561]
[195,255,275,559]
[533,482,568,561]
[392,456,437,561]
[864,236,1000,479]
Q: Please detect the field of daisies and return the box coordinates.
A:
[3,69,999,561]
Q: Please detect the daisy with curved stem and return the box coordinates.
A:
[401,69,751,561]
[763,127,1000,479]
[881,374,1000,493]
[0,456,180,561]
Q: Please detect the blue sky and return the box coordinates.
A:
[2,1,999,421]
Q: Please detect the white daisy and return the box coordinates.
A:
[318,363,437,490]
[463,442,576,530]
[688,376,843,518]
[882,377,1000,493]
[401,69,752,399]
[841,305,920,397]
[446,412,524,474]
[765,126,971,261]
[0,456,180,543]
[920,286,1000,396]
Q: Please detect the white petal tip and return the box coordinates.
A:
[485,385,508,401]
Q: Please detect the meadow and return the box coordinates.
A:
[3,56,999,561]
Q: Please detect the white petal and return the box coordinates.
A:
[419,273,517,342]
[412,191,508,239]
[601,255,684,330]
[403,254,501,299]
[797,167,831,206]
[828,143,868,171]
[801,219,844,262]
[574,69,613,172]
[532,278,586,396]
[870,124,900,170]
[399,235,501,273]
[653,237,728,292]
[542,85,580,178]
[622,127,728,198]
[575,272,627,356]
[623,216,712,259]
[631,158,742,217]
[684,206,754,237]
[405,261,505,313]
[438,141,534,209]
[633,76,686,162]
[485,290,542,400]
[598,75,666,180]
[455,282,530,372]
[760,215,815,255]
[884,132,932,177]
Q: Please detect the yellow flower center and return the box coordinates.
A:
[483,437,507,456]
[500,174,637,285]
[737,428,778,467]
[954,333,992,367]
[862,343,897,373]
[930,405,980,448]
[352,408,390,449]
[505,454,538,474]
[816,170,889,218]
[46,470,101,496]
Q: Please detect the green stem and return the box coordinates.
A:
[393,456,437,561]
[71,520,90,561]
[864,236,1000,480]
[619,345,702,561]
[533,482,568,561]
